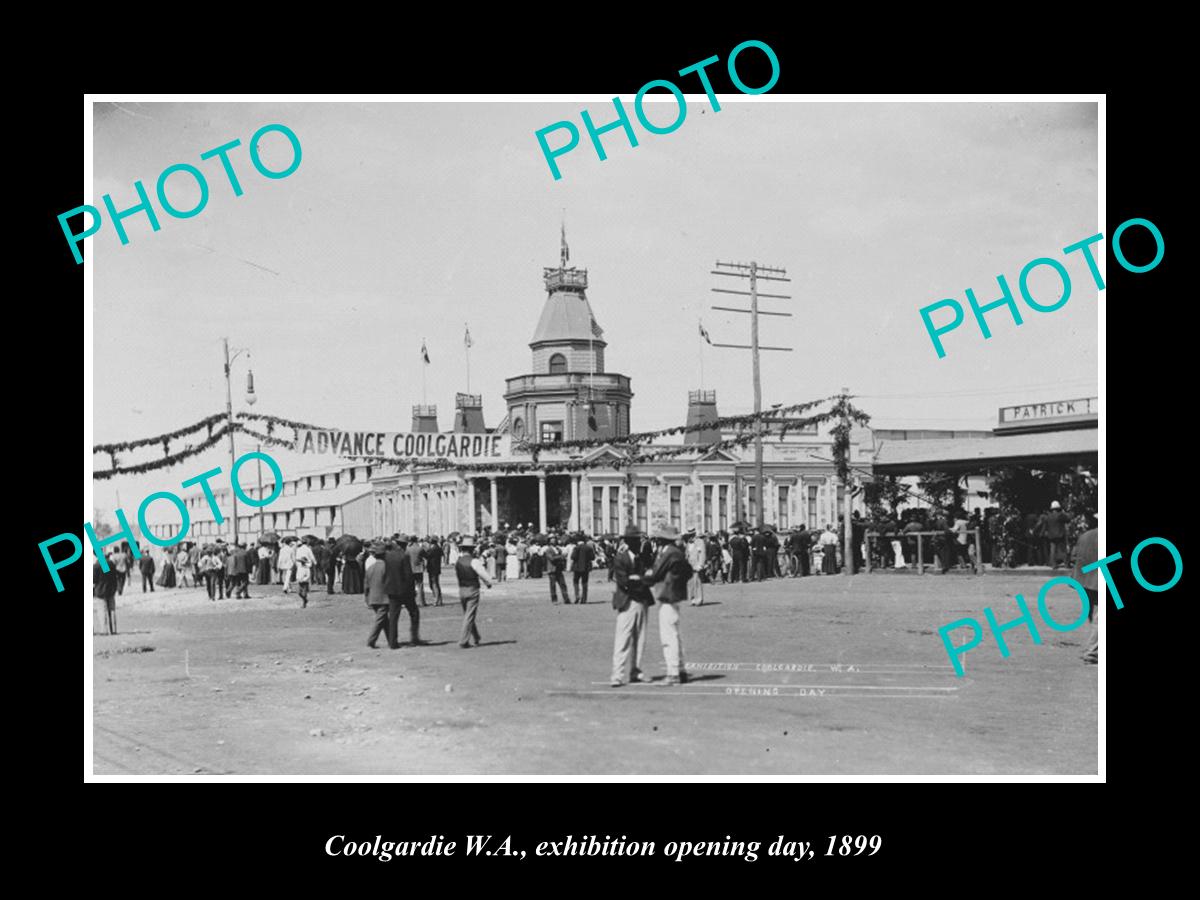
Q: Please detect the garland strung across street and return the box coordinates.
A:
[92,411,227,455]
[93,424,235,480]
[90,395,872,481]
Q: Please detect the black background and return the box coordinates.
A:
[29,23,1175,887]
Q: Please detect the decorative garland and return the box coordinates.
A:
[92,412,226,455]
[93,424,234,480]
[90,396,870,481]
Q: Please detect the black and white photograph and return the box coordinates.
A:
[83,95,1103,779]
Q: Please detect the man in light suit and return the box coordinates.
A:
[610,526,654,687]
[644,525,692,685]
[363,543,390,649]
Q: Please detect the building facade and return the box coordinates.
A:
[369,241,869,537]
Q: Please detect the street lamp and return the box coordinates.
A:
[223,338,254,548]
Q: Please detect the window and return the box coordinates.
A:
[808,485,819,529]
[636,486,648,532]
[778,485,789,529]
[593,487,604,535]
[512,417,525,438]
[669,486,682,530]
[548,353,567,374]
[609,488,620,535]
[703,485,713,533]
[748,485,757,522]
[718,485,728,531]
[541,421,563,443]
[306,477,313,490]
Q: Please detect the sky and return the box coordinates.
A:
[91,99,1099,517]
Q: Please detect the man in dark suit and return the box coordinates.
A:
[610,526,654,687]
[545,537,569,604]
[729,529,750,582]
[570,535,595,604]
[138,547,157,592]
[749,528,764,581]
[383,535,422,649]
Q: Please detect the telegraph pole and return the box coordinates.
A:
[709,260,792,528]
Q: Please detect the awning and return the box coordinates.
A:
[872,428,1098,475]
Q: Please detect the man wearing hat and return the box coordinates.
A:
[570,533,595,604]
[1041,500,1071,569]
[545,536,569,604]
[1072,512,1099,664]
[685,529,706,606]
[644,525,692,685]
[363,543,391,649]
[611,525,654,686]
[454,535,493,648]
[729,528,750,583]
[383,534,422,649]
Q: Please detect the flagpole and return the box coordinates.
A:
[465,324,471,394]
[421,340,427,404]
[699,322,705,389]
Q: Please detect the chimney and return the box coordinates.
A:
[684,390,720,444]
[454,393,486,433]
[412,404,438,433]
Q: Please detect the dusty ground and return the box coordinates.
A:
[90,568,1097,776]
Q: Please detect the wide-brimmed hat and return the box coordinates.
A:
[1050,501,1062,510]
[622,525,643,540]
[652,525,681,541]
[459,536,476,548]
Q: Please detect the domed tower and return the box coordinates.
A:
[503,228,633,444]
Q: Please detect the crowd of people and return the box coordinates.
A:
[92,503,1099,669]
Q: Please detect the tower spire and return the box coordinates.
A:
[560,211,569,269]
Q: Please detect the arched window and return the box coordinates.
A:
[548,353,567,374]
[512,417,525,438]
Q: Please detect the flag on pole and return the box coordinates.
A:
[464,325,473,349]
[421,340,431,364]
[699,320,712,345]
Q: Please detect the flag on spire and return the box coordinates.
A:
[699,320,712,345]
[421,340,431,364]
[561,220,569,267]
[464,325,473,349]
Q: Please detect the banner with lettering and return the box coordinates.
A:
[297,430,509,460]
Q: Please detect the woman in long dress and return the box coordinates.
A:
[341,547,364,594]
[156,548,177,588]
[505,540,520,581]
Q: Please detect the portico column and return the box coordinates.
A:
[466,479,476,533]
[489,477,499,529]
[538,473,548,533]
[570,475,580,531]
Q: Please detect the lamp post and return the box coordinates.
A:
[223,338,256,547]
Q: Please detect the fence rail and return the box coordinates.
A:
[864,529,983,575]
